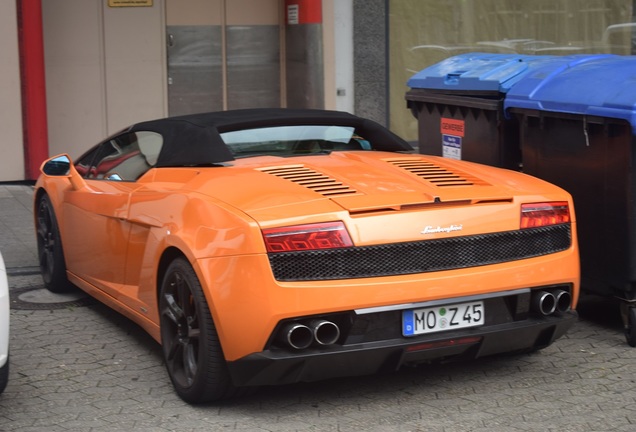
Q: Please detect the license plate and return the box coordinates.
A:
[402,301,484,336]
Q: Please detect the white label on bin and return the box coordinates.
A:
[442,134,462,160]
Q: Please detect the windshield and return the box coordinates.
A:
[220,125,372,158]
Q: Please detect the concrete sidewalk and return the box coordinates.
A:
[0,184,38,274]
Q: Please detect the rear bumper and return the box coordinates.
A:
[227,311,577,387]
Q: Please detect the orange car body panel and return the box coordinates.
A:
[35,151,580,361]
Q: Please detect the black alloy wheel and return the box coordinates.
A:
[159,257,236,403]
[36,194,72,293]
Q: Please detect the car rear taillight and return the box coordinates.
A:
[520,202,570,228]
[262,221,353,253]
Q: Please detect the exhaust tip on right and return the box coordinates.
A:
[553,289,572,313]
[310,319,340,346]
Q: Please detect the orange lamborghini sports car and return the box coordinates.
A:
[35,109,579,403]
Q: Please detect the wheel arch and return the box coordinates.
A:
[33,186,47,207]
[155,246,232,351]
[156,247,217,317]
[33,187,48,227]
[156,246,187,303]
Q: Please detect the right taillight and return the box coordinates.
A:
[520,202,570,229]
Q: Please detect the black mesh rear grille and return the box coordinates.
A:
[268,224,571,281]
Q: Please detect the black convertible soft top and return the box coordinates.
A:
[126,108,413,167]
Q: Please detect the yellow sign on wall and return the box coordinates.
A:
[108,0,153,7]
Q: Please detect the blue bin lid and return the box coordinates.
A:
[407,52,559,93]
[504,54,636,130]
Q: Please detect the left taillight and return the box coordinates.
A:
[262,221,353,253]
[520,202,570,229]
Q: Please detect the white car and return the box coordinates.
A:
[0,251,8,394]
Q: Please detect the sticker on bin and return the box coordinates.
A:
[440,118,465,137]
[402,301,484,336]
[442,135,462,160]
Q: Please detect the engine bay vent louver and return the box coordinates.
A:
[387,158,490,187]
[259,165,358,197]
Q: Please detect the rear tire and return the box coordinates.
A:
[36,194,73,293]
[159,257,237,403]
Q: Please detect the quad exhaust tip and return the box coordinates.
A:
[553,289,572,314]
[310,319,341,346]
[532,288,571,316]
[279,319,341,350]
[280,323,314,350]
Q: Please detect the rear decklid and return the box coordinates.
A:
[185,152,568,244]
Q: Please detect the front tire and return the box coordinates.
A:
[0,356,8,394]
[36,194,73,293]
[625,307,636,347]
[159,257,236,403]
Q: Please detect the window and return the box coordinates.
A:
[76,131,163,181]
[220,125,371,158]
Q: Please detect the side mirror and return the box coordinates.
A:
[40,154,87,191]
[42,155,71,176]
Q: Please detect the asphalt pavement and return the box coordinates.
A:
[0,183,635,432]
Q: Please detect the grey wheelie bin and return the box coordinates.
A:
[504,54,636,346]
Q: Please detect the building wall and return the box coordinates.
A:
[328,0,354,113]
[3,0,631,181]
[352,0,387,126]
[42,0,166,161]
[1,0,350,181]
[0,0,25,181]
[102,2,167,132]
[285,1,324,109]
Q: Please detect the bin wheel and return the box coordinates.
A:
[625,307,636,347]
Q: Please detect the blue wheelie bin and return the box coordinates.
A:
[504,54,636,345]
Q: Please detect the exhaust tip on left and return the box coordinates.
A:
[532,290,556,316]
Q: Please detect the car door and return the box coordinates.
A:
[61,131,160,301]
